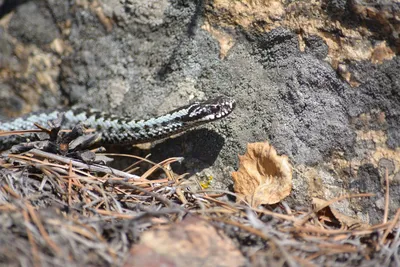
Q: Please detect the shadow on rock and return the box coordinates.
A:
[0,0,31,18]
[150,128,225,174]
[107,128,225,176]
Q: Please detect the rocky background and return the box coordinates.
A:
[1,0,399,226]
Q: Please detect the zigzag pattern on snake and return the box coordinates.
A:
[0,96,236,150]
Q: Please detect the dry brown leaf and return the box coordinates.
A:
[313,198,370,229]
[124,216,245,267]
[232,141,292,207]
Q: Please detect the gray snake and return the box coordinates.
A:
[0,96,236,151]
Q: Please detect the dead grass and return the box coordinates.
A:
[0,130,399,266]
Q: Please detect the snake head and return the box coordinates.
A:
[184,96,236,123]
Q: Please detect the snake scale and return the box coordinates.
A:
[0,96,236,151]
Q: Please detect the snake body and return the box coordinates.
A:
[0,96,236,150]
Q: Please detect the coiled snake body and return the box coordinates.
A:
[0,96,236,150]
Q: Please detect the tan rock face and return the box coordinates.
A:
[204,0,399,86]
[0,1,71,116]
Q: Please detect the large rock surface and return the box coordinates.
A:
[1,0,399,224]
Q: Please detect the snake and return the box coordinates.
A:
[0,96,236,151]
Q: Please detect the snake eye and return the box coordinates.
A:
[211,105,220,114]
